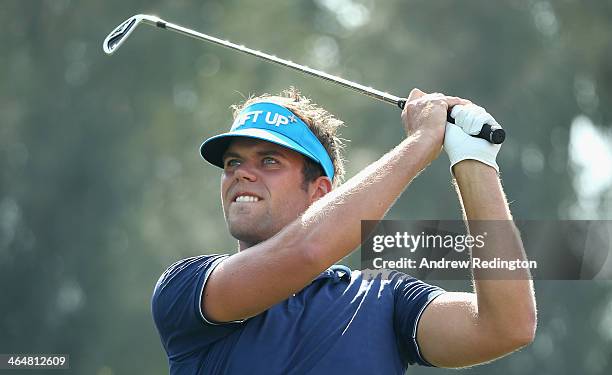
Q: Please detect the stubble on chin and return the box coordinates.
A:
[227,212,274,245]
[229,222,261,244]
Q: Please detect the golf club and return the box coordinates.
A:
[103,14,505,144]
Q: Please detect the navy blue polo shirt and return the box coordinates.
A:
[152,254,445,374]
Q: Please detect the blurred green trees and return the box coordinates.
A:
[1,1,611,373]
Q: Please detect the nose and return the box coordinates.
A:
[233,162,257,182]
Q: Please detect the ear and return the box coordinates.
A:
[308,175,332,203]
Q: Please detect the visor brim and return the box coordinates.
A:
[200,128,322,172]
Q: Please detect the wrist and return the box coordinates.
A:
[402,133,440,170]
[452,160,499,180]
[412,131,443,163]
[412,128,443,145]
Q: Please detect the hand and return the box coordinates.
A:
[401,88,470,164]
[444,104,502,175]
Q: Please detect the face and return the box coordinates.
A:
[221,138,324,249]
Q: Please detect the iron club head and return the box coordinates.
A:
[103,14,163,55]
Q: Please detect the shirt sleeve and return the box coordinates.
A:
[151,254,244,359]
[392,272,446,367]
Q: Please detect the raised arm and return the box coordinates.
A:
[416,141,537,365]
[203,90,469,323]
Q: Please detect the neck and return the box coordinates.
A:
[238,240,254,252]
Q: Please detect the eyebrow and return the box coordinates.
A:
[222,149,286,161]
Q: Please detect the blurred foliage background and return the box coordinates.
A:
[1,0,611,374]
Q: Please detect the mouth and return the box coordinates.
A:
[232,193,263,203]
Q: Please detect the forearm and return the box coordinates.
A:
[299,132,437,267]
[453,161,536,340]
[208,133,437,321]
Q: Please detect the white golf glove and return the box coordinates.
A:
[444,104,502,175]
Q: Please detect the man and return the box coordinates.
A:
[152,87,537,374]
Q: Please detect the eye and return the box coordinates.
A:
[224,158,241,168]
[262,157,278,165]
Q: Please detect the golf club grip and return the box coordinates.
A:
[396,99,505,144]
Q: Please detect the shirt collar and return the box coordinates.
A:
[314,264,352,283]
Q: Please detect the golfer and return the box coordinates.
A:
[152,87,536,374]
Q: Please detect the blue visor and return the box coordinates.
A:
[200,102,334,180]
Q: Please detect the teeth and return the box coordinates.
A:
[235,195,260,203]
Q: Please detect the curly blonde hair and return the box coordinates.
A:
[232,87,346,188]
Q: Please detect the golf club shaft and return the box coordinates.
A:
[108,15,505,144]
[146,17,405,108]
